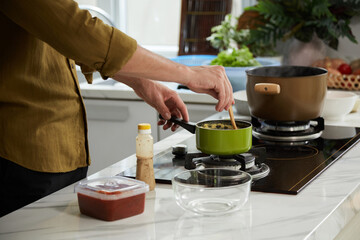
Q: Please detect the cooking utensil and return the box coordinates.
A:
[159,115,252,155]
[228,105,237,129]
[172,168,252,215]
[246,66,328,121]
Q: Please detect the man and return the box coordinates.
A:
[0,0,233,217]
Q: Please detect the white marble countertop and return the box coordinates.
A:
[1,111,360,240]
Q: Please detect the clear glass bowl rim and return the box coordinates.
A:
[171,168,252,189]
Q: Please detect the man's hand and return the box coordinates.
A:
[184,65,234,112]
[112,75,189,131]
[114,45,234,112]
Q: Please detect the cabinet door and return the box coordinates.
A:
[84,99,158,175]
[158,103,217,140]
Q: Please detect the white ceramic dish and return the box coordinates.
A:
[233,90,250,116]
[172,168,252,216]
[321,90,359,121]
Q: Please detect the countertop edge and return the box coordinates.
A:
[306,182,360,239]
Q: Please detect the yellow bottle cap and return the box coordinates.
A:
[138,123,151,130]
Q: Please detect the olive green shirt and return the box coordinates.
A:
[0,0,137,172]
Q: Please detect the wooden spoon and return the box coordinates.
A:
[228,105,237,129]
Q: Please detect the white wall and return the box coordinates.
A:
[327,16,360,62]
[126,0,181,46]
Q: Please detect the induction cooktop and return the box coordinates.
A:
[120,125,360,195]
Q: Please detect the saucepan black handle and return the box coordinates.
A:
[158,114,196,134]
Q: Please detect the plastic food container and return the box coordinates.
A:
[74,176,149,221]
[172,168,252,216]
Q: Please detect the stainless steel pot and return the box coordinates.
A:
[246,66,328,121]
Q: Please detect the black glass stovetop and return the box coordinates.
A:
[121,125,360,195]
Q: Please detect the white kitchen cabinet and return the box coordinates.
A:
[84,99,158,175]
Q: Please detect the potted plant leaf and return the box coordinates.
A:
[206,14,279,92]
[243,0,360,65]
[207,14,277,58]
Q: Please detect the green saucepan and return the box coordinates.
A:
[161,116,252,155]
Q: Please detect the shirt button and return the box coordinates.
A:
[71,64,75,69]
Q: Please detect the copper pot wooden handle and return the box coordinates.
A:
[254,83,281,95]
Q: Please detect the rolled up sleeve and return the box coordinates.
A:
[0,0,137,79]
[100,28,137,78]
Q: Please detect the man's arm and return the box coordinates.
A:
[114,45,234,112]
[0,0,136,79]
[1,0,233,111]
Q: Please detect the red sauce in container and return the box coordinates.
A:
[75,176,149,221]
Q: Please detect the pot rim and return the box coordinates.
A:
[245,66,328,78]
[196,119,252,131]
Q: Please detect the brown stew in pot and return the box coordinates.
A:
[198,120,250,130]
[202,123,234,129]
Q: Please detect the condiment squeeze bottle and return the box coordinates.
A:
[136,123,156,190]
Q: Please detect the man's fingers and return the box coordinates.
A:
[173,96,189,122]
[157,119,166,125]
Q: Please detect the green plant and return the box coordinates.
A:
[207,14,277,56]
[245,0,360,50]
[207,14,249,51]
[210,47,261,67]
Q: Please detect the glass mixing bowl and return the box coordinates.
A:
[172,168,252,216]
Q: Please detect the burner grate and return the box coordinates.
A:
[252,117,325,141]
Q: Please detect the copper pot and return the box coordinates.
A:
[246,66,328,121]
